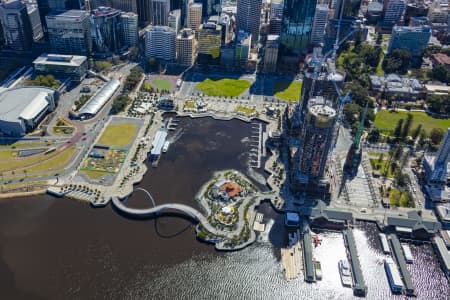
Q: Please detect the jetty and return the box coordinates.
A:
[343,228,367,296]
[281,231,303,281]
[389,234,415,296]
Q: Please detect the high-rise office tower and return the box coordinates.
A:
[111,0,138,13]
[0,0,34,51]
[197,22,221,62]
[36,0,84,34]
[263,34,279,73]
[120,12,138,47]
[280,0,317,54]
[311,3,328,45]
[168,9,180,32]
[388,25,431,58]
[187,2,201,30]
[46,9,91,55]
[383,0,406,26]
[150,0,170,25]
[333,0,361,19]
[235,30,251,65]
[144,25,176,60]
[236,0,261,45]
[27,4,44,41]
[176,28,196,65]
[90,6,123,54]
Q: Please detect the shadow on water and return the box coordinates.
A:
[154,218,194,239]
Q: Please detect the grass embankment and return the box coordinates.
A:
[151,79,173,91]
[0,141,51,148]
[0,146,76,173]
[97,123,138,147]
[273,81,302,102]
[374,110,450,136]
[2,180,48,191]
[197,78,251,97]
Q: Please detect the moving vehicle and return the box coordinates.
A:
[162,141,170,153]
[338,259,352,287]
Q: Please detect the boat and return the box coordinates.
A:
[338,259,352,287]
[401,243,414,264]
[384,258,404,294]
[314,261,322,280]
[162,141,170,153]
[379,233,391,254]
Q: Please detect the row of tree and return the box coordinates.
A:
[124,66,143,91]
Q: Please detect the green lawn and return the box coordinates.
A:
[235,105,256,115]
[0,150,17,160]
[197,78,251,97]
[151,79,173,91]
[375,51,385,76]
[389,188,414,208]
[97,123,138,147]
[184,100,196,109]
[273,81,302,102]
[374,110,450,136]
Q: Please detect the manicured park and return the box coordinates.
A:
[97,123,138,147]
[273,81,302,102]
[374,110,450,136]
[197,78,251,97]
[151,78,173,91]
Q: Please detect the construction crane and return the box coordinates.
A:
[343,101,369,176]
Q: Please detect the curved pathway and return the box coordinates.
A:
[111,188,222,236]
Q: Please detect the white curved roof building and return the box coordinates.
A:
[78,78,120,118]
[0,86,56,136]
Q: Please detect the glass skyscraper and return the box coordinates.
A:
[280,0,317,54]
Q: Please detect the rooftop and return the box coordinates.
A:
[33,54,87,67]
[432,53,450,65]
[0,87,54,122]
[46,9,88,20]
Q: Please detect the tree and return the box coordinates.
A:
[426,94,450,115]
[111,95,130,113]
[431,64,450,84]
[94,61,112,72]
[430,128,444,145]
[382,49,411,74]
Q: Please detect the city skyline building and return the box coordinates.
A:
[383,0,406,26]
[46,9,91,55]
[263,34,279,73]
[311,3,328,45]
[280,0,317,54]
[150,0,170,25]
[168,8,180,32]
[197,22,222,62]
[388,25,431,58]
[120,11,138,47]
[236,0,261,45]
[0,0,34,51]
[187,2,201,30]
[176,28,196,65]
[144,25,176,61]
[90,6,123,54]
[27,4,44,41]
[235,30,251,66]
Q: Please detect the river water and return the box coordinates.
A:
[0,117,448,299]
